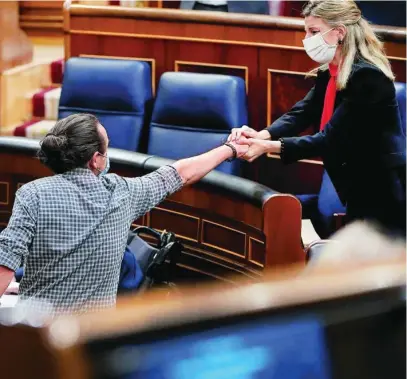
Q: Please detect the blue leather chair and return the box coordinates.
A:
[297,171,346,239]
[147,72,248,175]
[59,57,153,151]
[395,82,406,136]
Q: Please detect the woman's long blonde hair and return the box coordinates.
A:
[303,0,395,89]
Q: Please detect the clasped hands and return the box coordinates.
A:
[227,125,281,162]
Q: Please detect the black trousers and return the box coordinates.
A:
[346,166,406,239]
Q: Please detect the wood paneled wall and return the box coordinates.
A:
[18,0,172,36]
[0,1,33,72]
[63,6,406,193]
[19,1,66,37]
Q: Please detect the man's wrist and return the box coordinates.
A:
[223,143,237,161]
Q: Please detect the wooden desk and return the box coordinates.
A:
[2,257,404,379]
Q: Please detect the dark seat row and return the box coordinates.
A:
[59,57,248,176]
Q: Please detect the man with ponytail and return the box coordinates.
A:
[0,113,248,314]
[229,0,406,238]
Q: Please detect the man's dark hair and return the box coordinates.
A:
[38,113,104,174]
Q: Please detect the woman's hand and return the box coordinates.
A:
[236,138,281,162]
[227,140,250,158]
[227,125,259,142]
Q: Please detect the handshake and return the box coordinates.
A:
[226,125,280,162]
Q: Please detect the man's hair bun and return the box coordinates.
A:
[37,114,103,174]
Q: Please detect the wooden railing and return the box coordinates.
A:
[19,1,65,37]
[1,257,405,379]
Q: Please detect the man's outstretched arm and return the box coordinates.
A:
[126,141,248,220]
[172,143,245,185]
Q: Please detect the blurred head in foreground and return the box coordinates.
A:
[307,221,406,270]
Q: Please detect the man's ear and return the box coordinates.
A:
[88,151,99,171]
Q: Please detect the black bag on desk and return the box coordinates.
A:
[119,226,182,294]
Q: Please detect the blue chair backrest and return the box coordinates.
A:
[395,82,406,136]
[58,57,153,151]
[147,72,248,176]
[297,170,346,239]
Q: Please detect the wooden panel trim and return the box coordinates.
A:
[267,68,316,126]
[67,30,305,51]
[248,236,264,268]
[144,211,151,228]
[151,0,163,8]
[67,5,407,42]
[149,206,200,242]
[79,54,157,95]
[262,194,305,267]
[20,1,66,9]
[19,1,65,34]
[175,60,249,93]
[176,262,235,283]
[64,32,71,62]
[20,15,63,22]
[388,56,407,62]
[68,30,407,63]
[63,4,71,60]
[0,182,10,205]
[69,5,308,29]
[182,244,261,277]
[200,219,247,258]
[266,153,323,166]
[19,21,62,30]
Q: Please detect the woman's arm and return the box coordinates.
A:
[277,66,394,164]
[228,77,320,143]
[240,66,395,164]
[266,84,320,140]
[234,86,321,161]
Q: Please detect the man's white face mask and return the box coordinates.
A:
[302,28,338,64]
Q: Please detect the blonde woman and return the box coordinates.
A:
[229,0,406,237]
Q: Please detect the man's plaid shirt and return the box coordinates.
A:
[0,166,183,315]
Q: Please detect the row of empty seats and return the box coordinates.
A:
[16,56,407,174]
[26,57,247,176]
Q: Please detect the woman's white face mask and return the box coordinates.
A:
[302,28,338,64]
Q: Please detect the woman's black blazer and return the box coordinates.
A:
[267,60,406,205]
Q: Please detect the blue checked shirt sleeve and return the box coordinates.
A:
[124,165,183,221]
[0,184,38,271]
